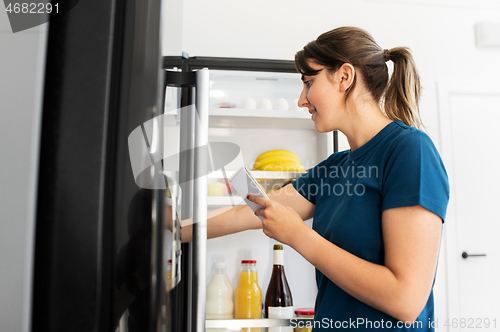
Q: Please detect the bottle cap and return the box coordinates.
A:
[295,308,314,316]
[241,260,257,264]
[167,259,172,263]
[273,244,283,250]
[213,262,227,268]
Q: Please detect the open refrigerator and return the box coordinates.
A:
[162,56,338,331]
[25,1,341,331]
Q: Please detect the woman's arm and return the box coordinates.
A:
[179,184,315,243]
[251,195,441,322]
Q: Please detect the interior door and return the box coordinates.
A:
[439,83,500,331]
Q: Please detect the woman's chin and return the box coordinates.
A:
[314,124,327,134]
[314,122,337,134]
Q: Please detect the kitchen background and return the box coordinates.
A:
[160,0,500,329]
[1,0,499,331]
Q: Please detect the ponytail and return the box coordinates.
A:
[383,47,422,129]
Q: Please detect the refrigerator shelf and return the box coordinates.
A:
[209,107,314,130]
[208,170,306,179]
[206,318,314,329]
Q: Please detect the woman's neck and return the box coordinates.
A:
[342,101,392,151]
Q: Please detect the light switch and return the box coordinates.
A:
[475,22,500,47]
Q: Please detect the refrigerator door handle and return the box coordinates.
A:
[193,68,210,332]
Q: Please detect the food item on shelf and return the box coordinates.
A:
[289,99,300,110]
[294,308,314,332]
[235,260,262,319]
[257,98,272,110]
[255,149,301,163]
[218,102,237,108]
[265,245,293,319]
[252,149,304,172]
[207,182,229,196]
[273,98,289,111]
[166,259,172,281]
[241,97,257,109]
[289,99,308,111]
[253,155,300,169]
[217,178,236,196]
[206,262,234,320]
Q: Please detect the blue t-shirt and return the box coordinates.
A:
[292,121,449,331]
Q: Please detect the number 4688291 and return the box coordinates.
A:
[5,3,59,14]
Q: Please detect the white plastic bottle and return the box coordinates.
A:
[206,262,234,319]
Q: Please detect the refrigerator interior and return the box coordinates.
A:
[201,69,335,311]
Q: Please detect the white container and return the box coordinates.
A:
[206,262,234,319]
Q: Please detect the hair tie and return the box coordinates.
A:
[384,49,391,62]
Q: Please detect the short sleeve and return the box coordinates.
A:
[382,131,449,222]
[292,153,343,205]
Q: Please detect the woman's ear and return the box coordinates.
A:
[338,63,355,92]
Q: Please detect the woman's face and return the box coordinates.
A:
[297,61,345,133]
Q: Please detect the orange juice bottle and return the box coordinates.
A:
[235,260,262,319]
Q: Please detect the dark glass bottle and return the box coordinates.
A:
[264,244,293,318]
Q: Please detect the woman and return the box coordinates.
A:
[182,27,449,331]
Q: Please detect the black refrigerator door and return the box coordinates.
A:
[33,0,176,331]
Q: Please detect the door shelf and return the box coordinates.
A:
[206,318,313,329]
[209,108,314,130]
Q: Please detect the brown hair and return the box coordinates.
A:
[295,27,422,129]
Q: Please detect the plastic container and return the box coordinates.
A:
[206,262,234,319]
[294,308,314,332]
[234,260,262,319]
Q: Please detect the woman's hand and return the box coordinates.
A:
[248,194,308,247]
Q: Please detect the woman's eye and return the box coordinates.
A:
[304,80,311,87]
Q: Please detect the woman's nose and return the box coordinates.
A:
[298,88,308,108]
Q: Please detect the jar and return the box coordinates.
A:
[206,262,234,319]
[234,260,262,319]
[294,308,314,332]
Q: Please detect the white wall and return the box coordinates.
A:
[169,0,500,143]
[163,0,500,327]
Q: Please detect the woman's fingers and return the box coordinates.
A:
[248,194,270,218]
[248,194,295,244]
[247,194,269,207]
